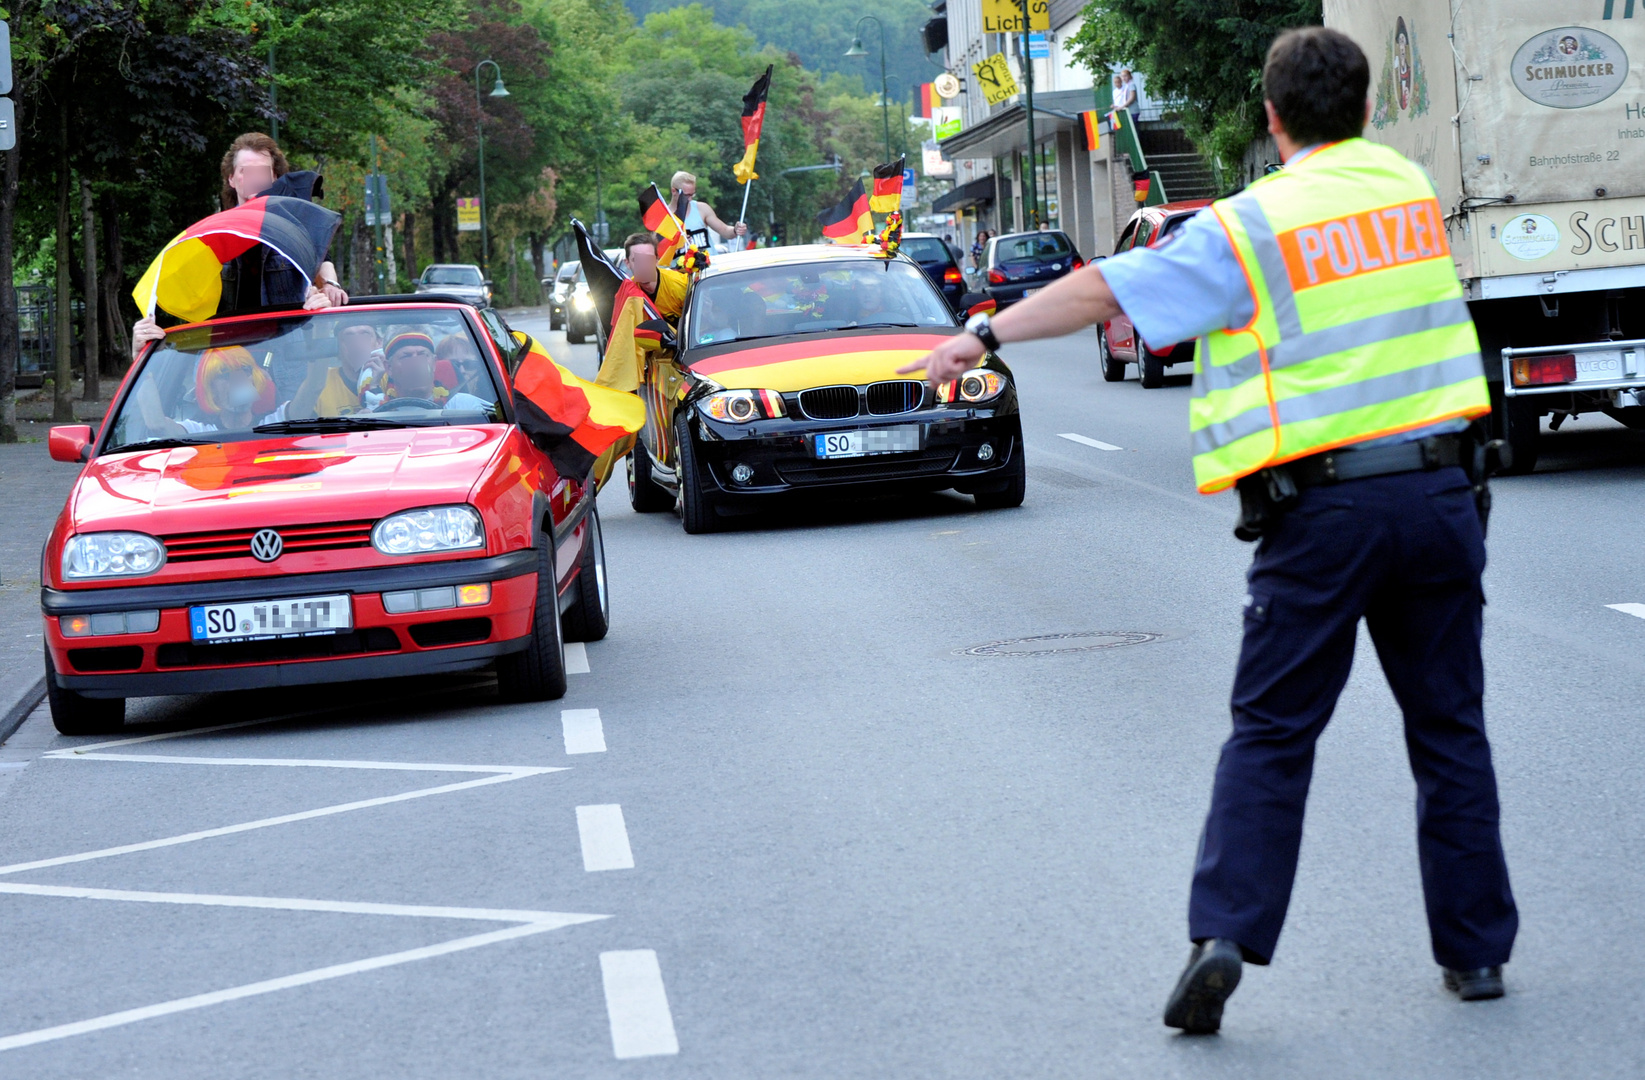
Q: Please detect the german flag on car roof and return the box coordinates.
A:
[638,184,685,264]
[869,157,906,214]
[817,179,871,242]
[511,334,646,480]
[733,65,773,185]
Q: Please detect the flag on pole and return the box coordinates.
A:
[638,184,686,264]
[733,65,774,185]
[916,83,941,119]
[869,157,906,214]
[816,179,871,242]
[1082,110,1102,152]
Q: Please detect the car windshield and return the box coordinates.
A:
[996,233,1072,262]
[102,309,506,454]
[424,266,483,286]
[900,238,952,265]
[686,260,954,348]
[556,262,579,282]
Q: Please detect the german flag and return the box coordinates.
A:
[1082,110,1102,152]
[816,179,871,242]
[869,157,905,214]
[733,65,773,185]
[511,334,646,480]
[638,184,685,264]
[916,82,941,119]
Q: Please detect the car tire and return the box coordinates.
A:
[674,412,722,534]
[560,504,610,643]
[1497,393,1541,475]
[973,445,1026,510]
[1139,351,1166,389]
[495,540,568,702]
[566,324,585,345]
[628,444,673,513]
[1098,327,1125,382]
[44,649,124,736]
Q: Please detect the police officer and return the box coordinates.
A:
[902,27,1517,1034]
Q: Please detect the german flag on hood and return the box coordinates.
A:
[734,65,773,185]
[511,334,646,481]
[639,184,686,265]
[817,179,871,242]
[870,157,906,214]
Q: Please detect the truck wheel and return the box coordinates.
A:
[1098,327,1125,382]
[628,444,673,513]
[674,412,722,534]
[560,504,610,643]
[496,540,568,702]
[44,649,124,736]
[1494,394,1541,475]
[1139,351,1166,388]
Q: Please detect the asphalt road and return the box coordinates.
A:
[3,314,1644,1077]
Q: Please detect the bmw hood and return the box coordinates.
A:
[684,328,960,392]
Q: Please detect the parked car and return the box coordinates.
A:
[981,230,1084,307]
[415,263,492,308]
[1098,199,1212,388]
[546,261,578,329]
[40,298,609,734]
[899,232,967,312]
[625,244,1022,533]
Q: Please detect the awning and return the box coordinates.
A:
[938,89,1102,160]
[931,177,996,214]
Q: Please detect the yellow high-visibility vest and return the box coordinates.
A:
[1190,138,1490,494]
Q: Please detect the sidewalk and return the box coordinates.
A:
[0,439,82,739]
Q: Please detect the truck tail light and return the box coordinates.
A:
[987,269,1006,284]
[943,267,963,284]
[1511,353,1576,387]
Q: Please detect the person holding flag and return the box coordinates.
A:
[667,171,746,253]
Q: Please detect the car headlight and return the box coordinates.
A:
[572,293,594,311]
[936,369,1007,404]
[372,505,485,556]
[62,532,165,580]
[701,389,785,423]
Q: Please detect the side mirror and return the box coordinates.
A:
[50,424,94,463]
[484,279,495,289]
[960,292,997,319]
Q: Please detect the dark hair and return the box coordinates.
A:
[220,132,290,208]
[623,231,660,258]
[1263,27,1370,146]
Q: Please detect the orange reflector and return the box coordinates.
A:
[63,615,92,637]
[457,583,491,607]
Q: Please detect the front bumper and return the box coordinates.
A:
[42,550,539,698]
[691,402,1022,497]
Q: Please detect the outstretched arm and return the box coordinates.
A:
[698,202,748,239]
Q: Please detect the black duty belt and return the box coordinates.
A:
[1286,434,1464,489]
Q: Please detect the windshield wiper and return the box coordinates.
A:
[102,435,224,454]
[844,320,920,329]
[253,416,409,434]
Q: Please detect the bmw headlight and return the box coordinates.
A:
[372,506,485,556]
[701,389,785,423]
[62,532,165,580]
[936,368,1007,404]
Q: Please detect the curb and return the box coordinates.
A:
[0,678,47,745]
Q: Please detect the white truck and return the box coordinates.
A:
[1325,1,1645,471]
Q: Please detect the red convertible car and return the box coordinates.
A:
[41,299,607,735]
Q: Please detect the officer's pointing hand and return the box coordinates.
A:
[898,331,984,388]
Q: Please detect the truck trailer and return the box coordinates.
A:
[1325,1,1645,471]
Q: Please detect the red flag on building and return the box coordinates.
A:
[816,179,871,242]
[869,157,906,214]
[638,184,685,264]
[916,83,941,119]
[734,65,773,184]
[1082,111,1102,152]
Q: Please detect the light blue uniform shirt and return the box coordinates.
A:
[1099,148,1466,450]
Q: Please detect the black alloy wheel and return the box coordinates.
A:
[561,503,610,642]
[1139,350,1166,389]
[973,445,1027,510]
[1098,326,1125,382]
[496,539,569,701]
[627,443,673,513]
[673,411,722,534]
[44,649,125,736]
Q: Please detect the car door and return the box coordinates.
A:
[1105,217,1145,359]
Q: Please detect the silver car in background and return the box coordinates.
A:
[415,263,492,308]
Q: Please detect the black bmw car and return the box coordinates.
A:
[624,244,1024,533]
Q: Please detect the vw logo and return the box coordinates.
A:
[249,528,284,563]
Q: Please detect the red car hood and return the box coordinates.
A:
[70,426,507,534]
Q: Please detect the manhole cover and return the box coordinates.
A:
[955,631,1165,657]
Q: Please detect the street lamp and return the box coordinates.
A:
[473,59,509,277]
[845,16,893,163]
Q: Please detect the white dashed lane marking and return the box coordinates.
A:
[600,950,679,1059]
[1608,603,1645,619]
[565,642,590,674]
[1058,432,1122,451]
[576,805,635,871]
[560,709,606,755]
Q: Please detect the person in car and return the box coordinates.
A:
[435,333,497,413]
[370,332,448,408]
[133,346,288,435]
[287,319,384,419]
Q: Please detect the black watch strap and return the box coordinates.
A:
[968,315,1001,353]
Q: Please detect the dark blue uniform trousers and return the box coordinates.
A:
[1188,466,1518,970]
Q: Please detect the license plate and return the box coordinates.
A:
[189,593,353,643]
[814,426,921,459]
[1024,287,1043,296]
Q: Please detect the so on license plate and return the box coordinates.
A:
[189,593,353,643]
[814,426,921,459]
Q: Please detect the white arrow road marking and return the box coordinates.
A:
[1607,603,1645,620]
[1058,432,1122,451]
[601,950,679,1058]
[577,805,635,871]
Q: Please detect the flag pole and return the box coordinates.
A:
[737,179,753,249]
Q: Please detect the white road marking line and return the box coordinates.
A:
[0,882,602,926]
[1058,432,1122,451]
[0,921,585,1054]
[576,805,635,871]
[564,641,590,674]
[1607,603,1645,620]
[561,709,606,755]
[43,752,564,774]
[600,950,679,1059]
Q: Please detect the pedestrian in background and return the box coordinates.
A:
[904,26,1515,1035]
[1117,68,1138,121]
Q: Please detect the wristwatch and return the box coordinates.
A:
[965,311,1001,353]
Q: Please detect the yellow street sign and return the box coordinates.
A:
[981,0,1049,34]
[456,197,481,232]
[972,52,1019,106]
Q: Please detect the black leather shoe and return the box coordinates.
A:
[1443,966,1504,1001]
[1163,938,1243,1034]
